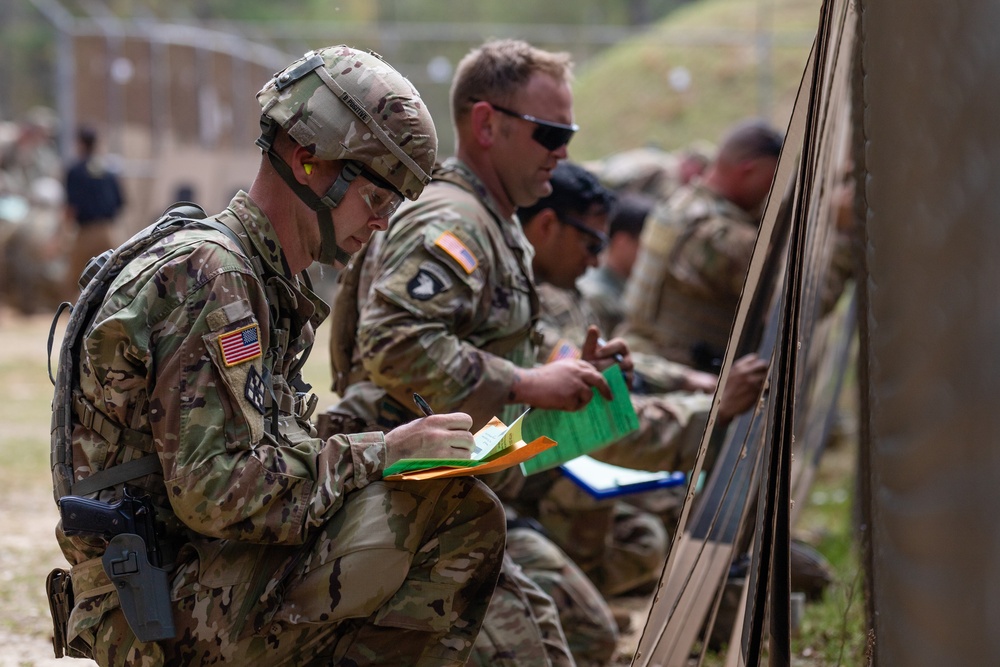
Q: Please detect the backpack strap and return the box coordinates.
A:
[51,203,222,501]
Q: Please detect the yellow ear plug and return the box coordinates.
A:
[304,164,313,175]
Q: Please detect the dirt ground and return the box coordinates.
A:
[0,310,96,666]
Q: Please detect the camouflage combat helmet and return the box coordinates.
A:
[256,45,437,265]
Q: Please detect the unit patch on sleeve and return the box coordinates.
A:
[434,231,479,274]
[244,364,267,415]
[219,323,262,367]
[407,262,454,301]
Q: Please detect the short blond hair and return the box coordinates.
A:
[450,39,574,127]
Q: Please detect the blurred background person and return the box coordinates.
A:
[63,125,124,299]
[577,191,655,337]
[617,118,782,373]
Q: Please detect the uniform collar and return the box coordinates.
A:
[225,190,294,279]
[433,157,533,253]
[434,157,514,226]
[223,190,331,327]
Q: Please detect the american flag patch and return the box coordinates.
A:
[435,232,478,274]
[547,339,581,363]
[219,324,262,367]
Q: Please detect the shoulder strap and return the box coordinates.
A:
[51,203,214,501]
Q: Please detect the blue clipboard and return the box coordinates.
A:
[560,455,687,500]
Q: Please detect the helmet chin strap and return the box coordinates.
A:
[313,207,353,266]
[257,116,358,266]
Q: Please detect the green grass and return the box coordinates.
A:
[793,451,867,665]
[0,324,57,492]
[570,0,820,161]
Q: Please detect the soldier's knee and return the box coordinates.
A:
[428,476,506,561]
[506,526,572,572]
[461,476,507,545]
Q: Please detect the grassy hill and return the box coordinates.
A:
[570,0,820,160]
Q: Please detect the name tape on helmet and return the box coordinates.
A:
[339,92,372,125]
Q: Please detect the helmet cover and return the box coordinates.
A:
[257,45,437,200]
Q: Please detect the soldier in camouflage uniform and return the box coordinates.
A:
[50,45,505,666]
[618,119,783,372]
[518,161,768,596]
[577,192,654,338]
[322,40,622,667]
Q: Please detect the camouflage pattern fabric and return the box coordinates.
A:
[467,549,576,667]
[326,159,615,666]
[340,158,540,432]
[618,184,758,370]
[577,264,627,338]
[257,45,436,200]
[533,283,727,596]
[540,282,691,393]
[56,191,504,665]
[0,128,66,313]
[503,529,618,667]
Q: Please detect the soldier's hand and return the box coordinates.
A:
[580,325,634,380]
[510,359,612,411]
[383,413,475,467]
[718,353,769,421]
[681,367,719,394]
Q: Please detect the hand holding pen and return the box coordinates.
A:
[583,326,633,388]
[381,394,475,464]
[413,393,434,417]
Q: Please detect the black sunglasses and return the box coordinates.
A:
[560,215,609,256]
[470,98,579,151]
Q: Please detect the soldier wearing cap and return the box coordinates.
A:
[50,45,504,665]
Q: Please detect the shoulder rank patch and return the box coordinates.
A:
[244,365,267,415]
[219,323,262,367]
[546,338,581,363]
[407,262,453,301]
[435,231,478,274]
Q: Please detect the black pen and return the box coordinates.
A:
[413,393,434,417]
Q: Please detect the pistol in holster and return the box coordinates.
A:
[58,489,176,643]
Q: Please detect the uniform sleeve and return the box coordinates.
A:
[357,218,519,428]
[591,392,711,472]
[140,244,384,545]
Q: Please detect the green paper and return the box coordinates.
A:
[519,365,639,475]
[383,410,529,476]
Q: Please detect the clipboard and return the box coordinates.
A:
[560,455,687,500]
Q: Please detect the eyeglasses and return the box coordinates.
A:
[357,170,404,220]
[470,98,579,151]
[560,215,609,256]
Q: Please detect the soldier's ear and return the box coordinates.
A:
[291,144,317,185]
[469,101,497,149]
[541,209,561,235]
[530,209,561,243]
